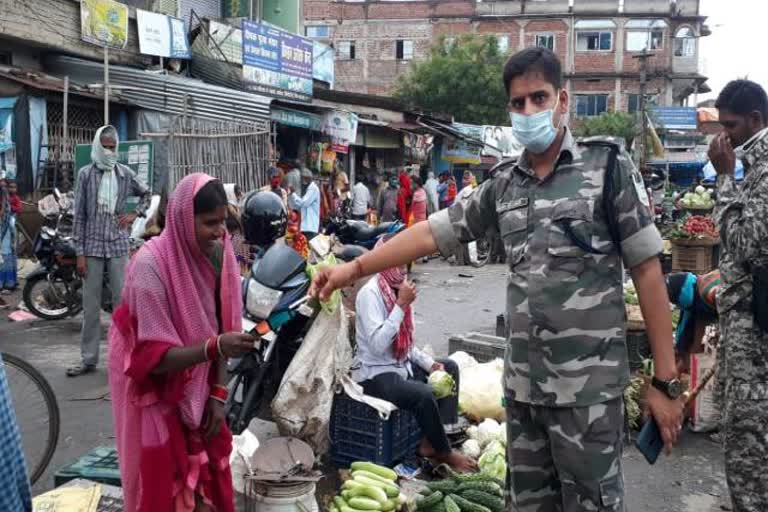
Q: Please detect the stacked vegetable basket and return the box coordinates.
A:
[669,214,720,274]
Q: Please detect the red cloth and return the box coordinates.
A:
[446,179,457,205]
[8,194,21,215]
[108,173,241,512]
[375,239,414,361]
[397,173,412,223]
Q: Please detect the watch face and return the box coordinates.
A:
[667,379,683,398]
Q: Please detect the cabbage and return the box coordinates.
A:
[458,359,505,421]
[476,418,503,447]
[695,185,706,195]
[461,439,482,459]
[478,440,507,480]
[428,370,456,399]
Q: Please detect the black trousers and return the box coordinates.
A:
[352,214,367,221]
[361,358,459,455]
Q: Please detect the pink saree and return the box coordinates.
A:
[108,173,242,512]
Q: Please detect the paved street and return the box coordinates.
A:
[0,259,730,510]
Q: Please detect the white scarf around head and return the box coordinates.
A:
[91,126,119,214]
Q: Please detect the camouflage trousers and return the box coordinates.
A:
[505,397,625,512]
[720,310,768,512]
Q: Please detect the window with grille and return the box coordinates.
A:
[336,41,355,60]
[576,94,608,117]
[535,34,554,51]
[576,31,613,51]
[674,27,696,57]
[305,26,332,39]
[396,40,414,61]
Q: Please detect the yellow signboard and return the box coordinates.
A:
[80,0,129,49]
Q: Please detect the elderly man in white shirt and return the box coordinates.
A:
[352,237,475,472]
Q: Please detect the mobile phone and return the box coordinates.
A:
[635,418,664,465]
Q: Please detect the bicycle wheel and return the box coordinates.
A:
[2,352,60,485]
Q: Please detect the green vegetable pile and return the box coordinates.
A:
[331,462,407,512]
[417,472,505,512]
[624,282,639,306]
[679,186,714,210]
[624,376,646,430]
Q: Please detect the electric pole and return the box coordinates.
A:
[633,49,654,170]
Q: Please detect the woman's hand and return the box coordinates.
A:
[202,397,226,440]
[218,332,256,358]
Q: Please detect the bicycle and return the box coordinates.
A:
[1,352,60,485]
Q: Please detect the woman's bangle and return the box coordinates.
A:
[209,395,227,405]
[217,334,226,359]
[205,336,218,362]
[210,385,229,402]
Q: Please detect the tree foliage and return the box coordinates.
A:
[394,34,509,126]
[574,111,639,148]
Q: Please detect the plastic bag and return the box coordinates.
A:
[458,358,505,421]
[271,302,353,454]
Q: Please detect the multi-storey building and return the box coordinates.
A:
[303,0,709,115]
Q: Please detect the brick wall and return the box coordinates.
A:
[574,52,616,73]
[433,21,474,37]
[0,0,144,65]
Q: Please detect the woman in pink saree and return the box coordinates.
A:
[109,173,255,512]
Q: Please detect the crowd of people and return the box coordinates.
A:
[3,45,768,512]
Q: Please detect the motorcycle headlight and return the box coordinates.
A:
[246,279,282,319]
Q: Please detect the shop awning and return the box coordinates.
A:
[45,56,272,125]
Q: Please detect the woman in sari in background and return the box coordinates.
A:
[109,174,255,512]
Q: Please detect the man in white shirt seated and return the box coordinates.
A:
[353,236,476,472]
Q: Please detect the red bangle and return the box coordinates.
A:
[210,385,229,401]
[205,336,218,361]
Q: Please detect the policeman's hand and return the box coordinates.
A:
[218,332,256,358]
[76,256,88,278]
[396,279,417,308]
[646,386,685,455]
[708,133,736,176]
[309,263,358,302]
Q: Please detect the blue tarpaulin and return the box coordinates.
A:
[0,97,16,154]
[702,160,744,183]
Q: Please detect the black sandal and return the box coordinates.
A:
[66,364,96,377]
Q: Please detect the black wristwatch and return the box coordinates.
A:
[651,377,684,400]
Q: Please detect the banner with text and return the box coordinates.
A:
[136,9,191,59]
[80,0,128,49]
[441,123,484,164]
[322,110,359,148]
[242,20,313,101]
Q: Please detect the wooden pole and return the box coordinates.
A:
[62,76,69,160]
[104,46,110,124]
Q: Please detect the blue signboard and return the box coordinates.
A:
[652,107,697,130]
[242,20,313,101]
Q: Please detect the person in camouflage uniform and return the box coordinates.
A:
[310,48,683,511]
[708,79,768,512]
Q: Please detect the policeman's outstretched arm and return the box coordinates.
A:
[310,221,437,301]
[631,256,685,455]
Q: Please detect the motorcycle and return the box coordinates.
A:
[22,190,114,320]
[226,242,316,434]
[324,216,405,250]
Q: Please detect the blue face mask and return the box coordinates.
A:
[509,96,562,154]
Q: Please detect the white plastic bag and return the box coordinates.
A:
[690,351,720,432]
[271,303,353,454]
[458,358,505,421]
[229,430,260,495]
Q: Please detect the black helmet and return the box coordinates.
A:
[241,191,287,246]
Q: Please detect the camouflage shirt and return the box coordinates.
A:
[715,129,768,314]
[429,128,662,407]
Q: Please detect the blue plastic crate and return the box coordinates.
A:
[330,393,421,468]
[54,445,121,488]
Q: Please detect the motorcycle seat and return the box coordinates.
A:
[343,220,396,242]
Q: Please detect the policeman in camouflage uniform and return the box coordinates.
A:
[709,79,768,512]
[309,48,684,510]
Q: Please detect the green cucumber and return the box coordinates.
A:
[443,495,461,512]
[458,491,504,512]
[352,476,400,498]
[335,496,350,510]
[455,482,503,497]
[381,499,397,511]
[353,470,398,486]
[342,506,377,512]
[351,462,398,481]
[345,485,389,504]
[349,498,383,510]
[426,480,460,494]
[416,491,443,510]
[448,494,490,512]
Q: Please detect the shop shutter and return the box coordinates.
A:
[178,0,221,24]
